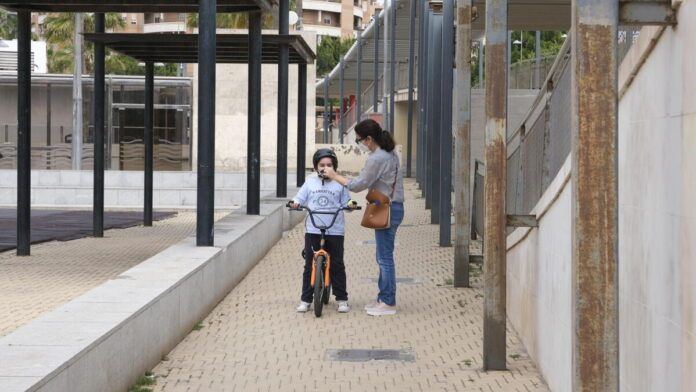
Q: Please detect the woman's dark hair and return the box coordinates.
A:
[355,119,396,152]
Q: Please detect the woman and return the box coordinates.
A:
[322,119,405,316]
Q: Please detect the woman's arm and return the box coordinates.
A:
[323,160,380,193]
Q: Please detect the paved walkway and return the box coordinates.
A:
[0,210,231,337]
[150,180,549,392]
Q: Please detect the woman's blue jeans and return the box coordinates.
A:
[374,202,404,306]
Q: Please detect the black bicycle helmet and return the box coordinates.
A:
[312,148,338,170]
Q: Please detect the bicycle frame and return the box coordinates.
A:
[288,205,358,288]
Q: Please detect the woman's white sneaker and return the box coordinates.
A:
[364,300,380,310]
[337,301,350,313]
[366,302,396,316]
[296,301,311,313]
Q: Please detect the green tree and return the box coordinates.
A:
[43,12,129,74]
[186,12,275,29]
[316,36,355,77]
[0,9,17,40]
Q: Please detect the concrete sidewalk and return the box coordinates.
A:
[150,180,548,392]
[0,210,231,338]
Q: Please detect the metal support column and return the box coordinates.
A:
[535,31,541,89]
[144,62,154,227]
[93,13,106,236]
[453,0,471,287]
[247,11,262,215]
[277,0,289,197]
[372,18,378,113]
[16,11,31,256]
[424,9,434,206]
[323,78,329,143]
[46,84,51,147]
[572,1,619,390]
[197,0,216,243]
[439,0,454,246]
[483,0,508,371]
[416,1,425,185]
[406,0,416,178]
[418,4,430,193]
[388,0,396,133]
[478,40,484,87]
[297,64,307,186]
[427,10,442,223]
[339,56,345,143]
[356,32,362,119]
[72,13,83,171]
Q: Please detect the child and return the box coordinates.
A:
[289,148,354,313]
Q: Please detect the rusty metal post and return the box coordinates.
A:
[439,0,454,246]
[571,1,619,390]
[454,0,472,287]
[483,0,507,371]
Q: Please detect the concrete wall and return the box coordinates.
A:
[506,157,572,392]
[192,30,317,173]
[0,170,284,208]
[505,6,696,391]
[617,5,696,391]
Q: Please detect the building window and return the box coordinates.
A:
[323,16,332,24]
[131,16,137,25]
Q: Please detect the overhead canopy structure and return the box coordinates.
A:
[83,33,315,64]
[0,0,274,12]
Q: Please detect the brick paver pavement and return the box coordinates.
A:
[150,180,549,392]
[0,210,231,337]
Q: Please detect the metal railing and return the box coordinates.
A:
[472,37,573,238]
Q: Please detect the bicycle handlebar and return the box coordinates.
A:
[287,204,362,231]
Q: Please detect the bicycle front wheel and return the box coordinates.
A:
[322,285,331,305]
[314,256,325,317]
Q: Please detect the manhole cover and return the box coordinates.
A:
[325,349,416,362]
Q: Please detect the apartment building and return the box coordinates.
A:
[300,0,380,42]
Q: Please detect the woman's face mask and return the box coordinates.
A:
[356,135,370,153]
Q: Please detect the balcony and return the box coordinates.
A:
[303,0,342,13]
[143,21,187,34]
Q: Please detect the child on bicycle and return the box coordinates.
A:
[289,148,355,313]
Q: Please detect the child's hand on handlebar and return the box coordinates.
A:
[286,201,300,209]
[347,199,359,210]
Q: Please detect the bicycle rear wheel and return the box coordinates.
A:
[313,256,325,317]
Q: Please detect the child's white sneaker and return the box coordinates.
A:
[337,301,350,313]
[296,301,311,313]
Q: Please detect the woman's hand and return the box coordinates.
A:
[322,166,338,180]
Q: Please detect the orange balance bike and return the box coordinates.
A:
[288,203,360,317]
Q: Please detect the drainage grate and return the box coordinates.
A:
[325,349,416,362]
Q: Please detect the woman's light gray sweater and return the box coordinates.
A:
[346,147,405,203]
